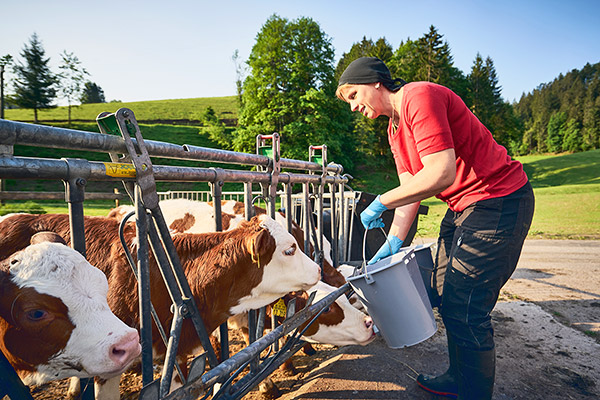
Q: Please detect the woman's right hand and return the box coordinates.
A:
[360,195,388,230]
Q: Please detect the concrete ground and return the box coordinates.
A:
[276,239,600,400]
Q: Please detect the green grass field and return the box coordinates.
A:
[1,99,598,240]
[4,96,239,123]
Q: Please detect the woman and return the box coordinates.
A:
[336,57,534,399]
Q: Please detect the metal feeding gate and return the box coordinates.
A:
[0,109,360,400]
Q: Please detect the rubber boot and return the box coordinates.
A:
[456,346,495,400]
[417,334,459,398]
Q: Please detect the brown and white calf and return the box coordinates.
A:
[108,199,347,288]
[0,232,140,387]
[0,213,321,398]
[112,200,372,352]
[228,280,375,346]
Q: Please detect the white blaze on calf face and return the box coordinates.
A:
[8,242,140,385]
[230,215,321,315]
[301,281,375,346]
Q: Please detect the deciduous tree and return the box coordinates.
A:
[80,81,106,104]
[235,15,355,169]
[57,50,89,125]
[0,54,13,119]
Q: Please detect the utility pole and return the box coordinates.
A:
[0,54,13,119]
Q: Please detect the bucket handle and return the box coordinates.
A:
[359,227,393,284]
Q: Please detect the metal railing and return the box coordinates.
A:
[0,113,355,400]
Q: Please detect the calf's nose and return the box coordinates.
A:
[365,316,374,329]
[109,331,141,367]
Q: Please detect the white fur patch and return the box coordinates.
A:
[9,242,140,384]
[229,215,321,315]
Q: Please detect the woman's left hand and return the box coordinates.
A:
[368,234,404,264]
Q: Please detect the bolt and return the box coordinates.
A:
[76,178,87,187]
[180,304,189,316]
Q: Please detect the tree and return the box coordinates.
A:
[235,15,355,169]
[57,50,89,125]
[562,118,583,152]
[12,33,57,122]
[467,54,519,151]
[546,111,568,152]
[514,61,600,154]
[80,81,106,104]
[0,54,13,119]
[231,49,246,109]
[200,106,231,148]
[390,26,469,100]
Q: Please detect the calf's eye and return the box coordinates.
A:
[26,309,48,321]
[283,243,297,256]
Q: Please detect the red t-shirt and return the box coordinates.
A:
[388,82,528,212]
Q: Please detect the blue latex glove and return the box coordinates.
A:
[368,234,404,265]
[360,195,388,230]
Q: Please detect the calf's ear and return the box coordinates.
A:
[30,232,67,246]
[248,228,275,268]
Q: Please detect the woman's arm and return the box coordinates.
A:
[380,148,456,209]
[388,172,421,241]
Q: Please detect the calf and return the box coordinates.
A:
[0,232,140,387]
[0,213,320,397]
[228,280,375,346]
[109,199,347,288]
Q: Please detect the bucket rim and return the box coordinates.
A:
[347,248,416,282]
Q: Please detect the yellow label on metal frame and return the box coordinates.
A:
[272,298,287,318]
[103,162,136,178]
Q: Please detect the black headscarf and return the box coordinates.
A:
[338,57,407,92]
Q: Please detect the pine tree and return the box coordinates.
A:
[562,118,583,152]
[12,33,57,122]
[547,111,568,152]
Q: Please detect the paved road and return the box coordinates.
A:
[276,239,600,400]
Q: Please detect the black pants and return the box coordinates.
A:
[433,182,535,350]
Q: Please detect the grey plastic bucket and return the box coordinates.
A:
[347,249,437,348]
[399,243,437,308]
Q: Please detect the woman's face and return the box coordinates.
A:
[339,83,386,119]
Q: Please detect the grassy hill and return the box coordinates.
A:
[4,96,239,125]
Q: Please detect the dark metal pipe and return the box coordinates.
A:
[135,188,154,386]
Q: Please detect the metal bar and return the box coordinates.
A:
[211,179,230,363]
[303,183,310,256]
[330,182,339,268]
[163,284,351,400]
[63,164,94,400]
[135,187,154,386]
[338,183,345,263]
[0,350,35,399]
[160,305,184,397]
[0,119,344,174]
[0,191,126,200]
[0,156,348,186]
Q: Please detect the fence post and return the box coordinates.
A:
[63,159,94,400]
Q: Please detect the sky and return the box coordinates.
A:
[2,0,599,106]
